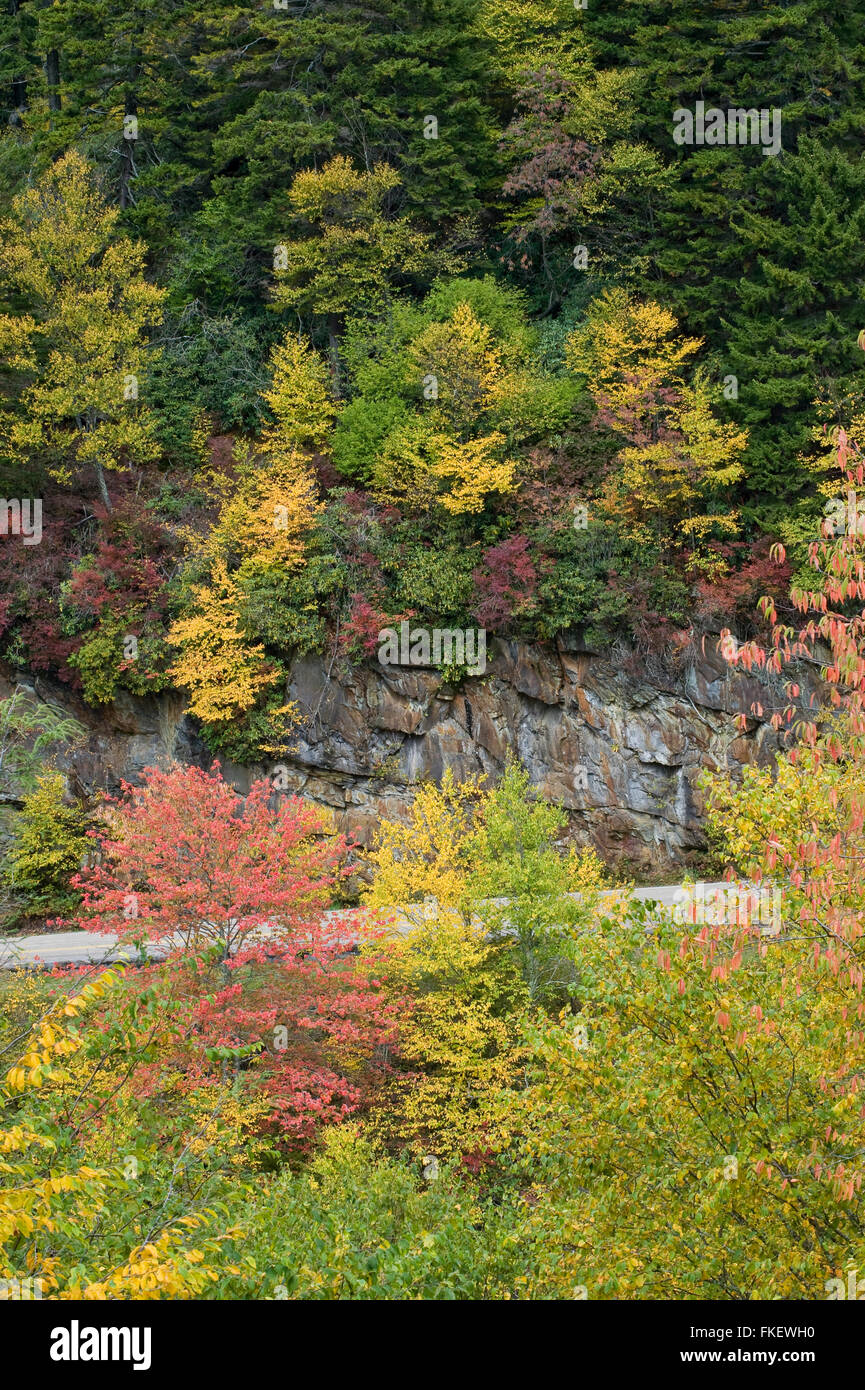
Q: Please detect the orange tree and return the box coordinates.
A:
[74,762,396,1151]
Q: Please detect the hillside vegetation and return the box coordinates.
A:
[2,1,865,1305]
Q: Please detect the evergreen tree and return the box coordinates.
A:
[582,0,865,506]
[0,0,50,124]
[194,0,500,267]
[723,138,865,509]
[37,0,215,253]
[5,772,90,916]
[0,0,218,270]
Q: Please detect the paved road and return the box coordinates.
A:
[0,883,734,969]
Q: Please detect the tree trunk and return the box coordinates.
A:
[46,49,61,111]
[10,1,27,113]
[327,313,343,396]
[120,88,138,210]
[93,460,113,512]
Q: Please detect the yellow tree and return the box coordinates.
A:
[1,968,238,1299]
[373,419,518,517]
[406,302,506,434]
[169,346,323,739]
[0,151,165,510]
[361,764,598,1160]
[431,433,517,515]
[567,289,692,413]
[361,772,530,1161]
[260,334,336,458]
[362,913,531,1162]
[371,303,520,514]
[566,289,747,554]
[168,456,312,734]
[615,374,748,551]
[476,0,593,82]
[206,451,322,584]
[273,156,434,378]
[363,771,483,920]
[167,557,280,725]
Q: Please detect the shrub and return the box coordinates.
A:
[214,1126,528,1300]
[5,773,90,916]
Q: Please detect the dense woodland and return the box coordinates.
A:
[2,0,865,760]
[2,2,865,1306]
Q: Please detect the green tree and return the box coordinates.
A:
[581,0,865,508]
[333,276,577,510]
[16,0,214,260]
[466,762,588,1006]
[197,0,498,255]
[216,1127,528,1300]
[722,138,865,509]
[5,771,90,915]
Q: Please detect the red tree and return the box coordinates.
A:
[500,67,600,307]
[471,534,538,631]
[75,763,396,1148]
[718,424,865,980]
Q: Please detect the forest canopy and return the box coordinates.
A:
[1,1,862,757]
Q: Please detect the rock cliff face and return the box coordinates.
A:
[264,637,782,872]
[5,634,785,875]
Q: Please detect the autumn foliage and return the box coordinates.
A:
[74,763,395,1148]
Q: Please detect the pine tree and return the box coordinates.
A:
[581,0,865,509]
[722,138,865,507]
[26,0,214,260]
[6,772,90,915]
[0,0,37,123]
[195,0,500,262]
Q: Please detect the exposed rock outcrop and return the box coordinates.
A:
[259,636,783,871]
[2,634,792,874]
